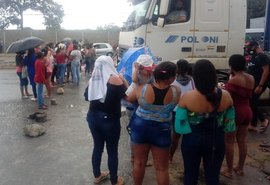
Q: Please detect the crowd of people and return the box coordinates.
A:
[15,40,96,109]
[84,41,270,185]
[15,39,270,184]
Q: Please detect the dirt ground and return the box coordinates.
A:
[0,68,270,185]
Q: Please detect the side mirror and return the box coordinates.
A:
[157,17,165,27]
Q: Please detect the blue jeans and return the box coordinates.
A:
[84,58,91,74]
[181,121,225,185]
[28,72,37,98]
[130,114,171,148]
[250,85,267,127]
[71,61,80,85]
[17,72,28,87]
[57,63,66,85]
[36,83,44,107]
[87,111,121,184]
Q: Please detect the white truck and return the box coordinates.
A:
[119,0,247,72]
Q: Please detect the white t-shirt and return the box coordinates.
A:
[70,50,82,62]
[172,77,195,111]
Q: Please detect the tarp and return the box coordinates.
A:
[117,47,156,84]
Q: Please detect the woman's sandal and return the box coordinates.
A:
[259,120,269,133]
[94,171,109,184]
[220,169,233,179]
[233,167,244,176]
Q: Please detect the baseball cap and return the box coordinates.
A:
[136,54,155,71]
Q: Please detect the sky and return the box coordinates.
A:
[21,0,133,30]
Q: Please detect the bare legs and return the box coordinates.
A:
[152,146,170,185]
[223,125,248,177]
[235,125,248,174]
[223,132,236,178]
[45,74,52,97]
[133,144,170,185]
[169,132,181,162]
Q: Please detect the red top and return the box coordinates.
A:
[225,83,253,126]
[55,53,66,64]
[34,59,47,84]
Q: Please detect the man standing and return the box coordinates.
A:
[246,41,270,133]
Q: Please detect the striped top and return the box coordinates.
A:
[136,84,178,122]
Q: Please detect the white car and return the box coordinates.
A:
[93,43,114,57]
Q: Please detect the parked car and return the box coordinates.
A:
[93,43,114,57]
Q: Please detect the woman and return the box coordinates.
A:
[84,43,96,75]
[44,47,54,97]
[125,54,155,164]
[126,61,179,185]
[86,56,128,185]
[169,59,194,162]
[175,59,235,185]
[221,54,254,178]
[55,46,67,86]
[15,51,31,99]
[70,44,82,86]
[24,48,38,101]
[34,50,48,109]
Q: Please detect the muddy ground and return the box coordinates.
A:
[0,68,270,185]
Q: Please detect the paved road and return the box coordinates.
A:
[0,69,270,185]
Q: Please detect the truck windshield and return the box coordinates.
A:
[122,0,151,31]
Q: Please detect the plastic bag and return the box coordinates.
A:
[22,66,28,79]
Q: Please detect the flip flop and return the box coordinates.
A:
[233,167,244,176]
[94,171,109,184]
[259,120,269,133]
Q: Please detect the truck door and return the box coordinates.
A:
[144,0,195,62]
[193,0,229,62]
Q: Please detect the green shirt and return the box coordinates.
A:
[175,106,236,134]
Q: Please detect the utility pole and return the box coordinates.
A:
[264,0,270,52]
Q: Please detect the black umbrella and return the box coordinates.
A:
[6,36,45,53]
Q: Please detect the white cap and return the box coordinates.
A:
[136,54,155,71]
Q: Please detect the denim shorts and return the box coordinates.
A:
[130,114,171,148]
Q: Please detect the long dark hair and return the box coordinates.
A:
[176,59,189,76]
[192,59,218,106]
[153,61,177,82]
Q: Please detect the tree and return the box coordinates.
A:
[0,0,64,30]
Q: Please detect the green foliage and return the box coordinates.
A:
[0,0,64,30]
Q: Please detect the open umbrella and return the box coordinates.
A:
[62,37,73,42]
[117,46,156,84]
[6,36,44,53]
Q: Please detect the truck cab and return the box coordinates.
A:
[119,0,247,71]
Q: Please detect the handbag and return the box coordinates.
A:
[21,66,28,79]
[175,107,192,134]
